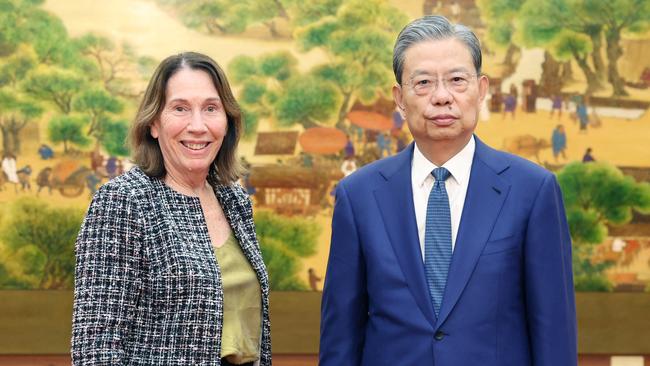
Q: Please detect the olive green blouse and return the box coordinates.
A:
[214,233,262,364]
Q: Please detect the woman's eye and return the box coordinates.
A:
[174,106,186,112]
[206,106,217,112]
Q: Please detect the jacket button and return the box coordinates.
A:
[434,331,445,341]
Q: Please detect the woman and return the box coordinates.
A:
[72,52,271,366]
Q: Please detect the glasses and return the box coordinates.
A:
[405,72,478,96]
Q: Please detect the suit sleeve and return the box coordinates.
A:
[319,182,368,366]
[524,173,577,365]
[71,185,144,365]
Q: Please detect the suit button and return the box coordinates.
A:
[434,331,445,341]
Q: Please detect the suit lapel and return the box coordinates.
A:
[374,144,437,326]
[435,137,510,328]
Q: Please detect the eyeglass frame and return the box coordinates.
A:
[401,71,481,96]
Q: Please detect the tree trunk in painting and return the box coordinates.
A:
[9,129,20,154]
[561,61,573,81]
[587,27,606,81]
[571,50,602,95]
[336,92,353,131]
[539,51,562,96]
[502,44,520,76]
[9,119,27,154]
[0,124,13,154]
[605,28,628,97]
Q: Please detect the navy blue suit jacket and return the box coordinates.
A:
[320,137,577,365]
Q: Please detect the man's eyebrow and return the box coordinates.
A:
[409,66,472,78]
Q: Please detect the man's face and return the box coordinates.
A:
[393,38,488,151]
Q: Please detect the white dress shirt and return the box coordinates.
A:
[411,136,475,261]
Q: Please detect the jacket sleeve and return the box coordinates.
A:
[71,184,144,365]
[524,173,577,365]
[319,182,368,366]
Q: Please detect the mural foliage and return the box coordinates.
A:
[0,0,649,292]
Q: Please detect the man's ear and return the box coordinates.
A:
[478,74,489,104]
[392,84,406,118]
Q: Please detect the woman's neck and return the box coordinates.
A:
[164,170,211,197]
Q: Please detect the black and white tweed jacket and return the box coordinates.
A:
[71,167,271,365]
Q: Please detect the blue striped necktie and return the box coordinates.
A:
[424,167,452,316]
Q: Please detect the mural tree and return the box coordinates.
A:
[254,210,320,290]
[477,0,525,71]
[99,118,131,157]
[157,0,294,38]
[47,115,91,153]
[229,51,340,135]
[0,198,84,289]
[23,67,85,115]
[73,88,124,140]
[75,34,144,99]
[518,0,650,96]
[557,162,650,291]
[296,0,406,129]
[586,0,650,97]
[519,0,607,94]
[0,45,43,154]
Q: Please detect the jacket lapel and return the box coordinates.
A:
[374,144,437,326]
[214,184,270,292]
[435,137,510,328]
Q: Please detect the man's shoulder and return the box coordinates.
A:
[476,139,553,182]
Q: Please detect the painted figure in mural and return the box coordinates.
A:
[320,15,576,366]
[582,147,595,163]
[376,132,392,158]
[340,155,357,177]
[38,143,54,160]
[1,152,18,192]
[502,91,516,120]
[308,267,322,292]
[72,52,271,366]
[573,95,589,133]
[16,165,32,191]
[36,167,52,195]
[105,155,118,179]
[551,124,568,162]
[84,172,101,196]
[344,134,355,158]
[392,105,405,132]
[550,94,563,119]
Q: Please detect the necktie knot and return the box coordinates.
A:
[432,167,451,182]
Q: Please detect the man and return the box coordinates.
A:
[320,15,576,366]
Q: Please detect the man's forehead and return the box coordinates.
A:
[403,39,474,67]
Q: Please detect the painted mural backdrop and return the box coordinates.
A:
[0,0,649,292]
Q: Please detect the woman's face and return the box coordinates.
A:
[151,67,228,181]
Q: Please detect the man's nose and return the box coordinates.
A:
[429,82,453,106]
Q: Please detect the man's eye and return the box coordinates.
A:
[451,77,466,83]
[417,79,431,86]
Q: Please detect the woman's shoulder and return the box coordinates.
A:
[95,166,157,200]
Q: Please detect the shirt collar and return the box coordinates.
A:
[412,135,475,187]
